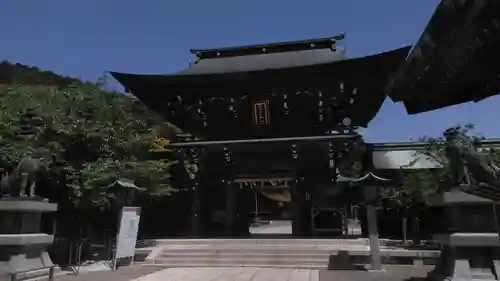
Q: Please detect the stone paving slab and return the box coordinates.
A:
[318,265,432,281]
[32,265,166,281]
[32,265,432,281]
[131,267,319,281]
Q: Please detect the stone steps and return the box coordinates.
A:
[143,263,326,269]
[157,245,371,254]
[15,266,62,281]
[152,238,371,246]
[154,253,334,268]
[155,248,439,258]
[158,253,333,259]
[151,258,331,268]
[151,253,439,268]
[147,239,440,268]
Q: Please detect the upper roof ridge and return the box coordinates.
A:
[190,34,345,59]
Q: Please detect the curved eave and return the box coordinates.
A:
[385,4,442,103]
[110,46,410,93]
[110,46,410,133]
[387,0,500,114]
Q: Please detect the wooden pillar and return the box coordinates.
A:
[191,182,205,237]
[291,144,304,237]
[223,146,238,237]
[291,179,304,236]
[237,183,252,237]
[225,180,237,236]
[303,183,312,237]
[187,147,206,238]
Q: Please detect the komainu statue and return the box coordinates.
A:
[0,155,41,198]
[443,126,500,197]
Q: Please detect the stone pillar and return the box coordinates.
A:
[366,203,382,270]
[225,180,237,237]
[364,185,382,271]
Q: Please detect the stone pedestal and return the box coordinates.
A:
[428,188,500,281]
[0,198,58,280]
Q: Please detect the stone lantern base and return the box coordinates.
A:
[0,198,57,280]
[428,234,500,281]
[427,188,500,281]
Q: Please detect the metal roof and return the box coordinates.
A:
[179,47,346,75]
[112,35,347,78]
[110,46,410,92]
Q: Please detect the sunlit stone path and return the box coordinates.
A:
[132,267,319,281]
[34,264,431,281]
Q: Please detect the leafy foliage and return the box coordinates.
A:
[381,124,500,209]
[0,61,83,87]
[0,81,178,209]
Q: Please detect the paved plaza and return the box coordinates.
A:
[132,267,319,281]
[37,265,432,281]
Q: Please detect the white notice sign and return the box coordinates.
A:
[115,206,141,259]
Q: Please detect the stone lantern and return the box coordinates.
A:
[427,187,500,281]
[0,198,57,280]
[338,171,392,271]
[0,154,58,280]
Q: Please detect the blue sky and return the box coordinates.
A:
[1,0,499,142]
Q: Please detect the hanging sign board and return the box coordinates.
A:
[115,206,141,260]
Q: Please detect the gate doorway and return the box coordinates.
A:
[236,176,293,236]
[311,207,346,237]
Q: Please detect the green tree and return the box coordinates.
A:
[0,81,178,240]
[380,124,492,244]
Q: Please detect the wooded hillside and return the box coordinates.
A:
[0,61,189,244]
